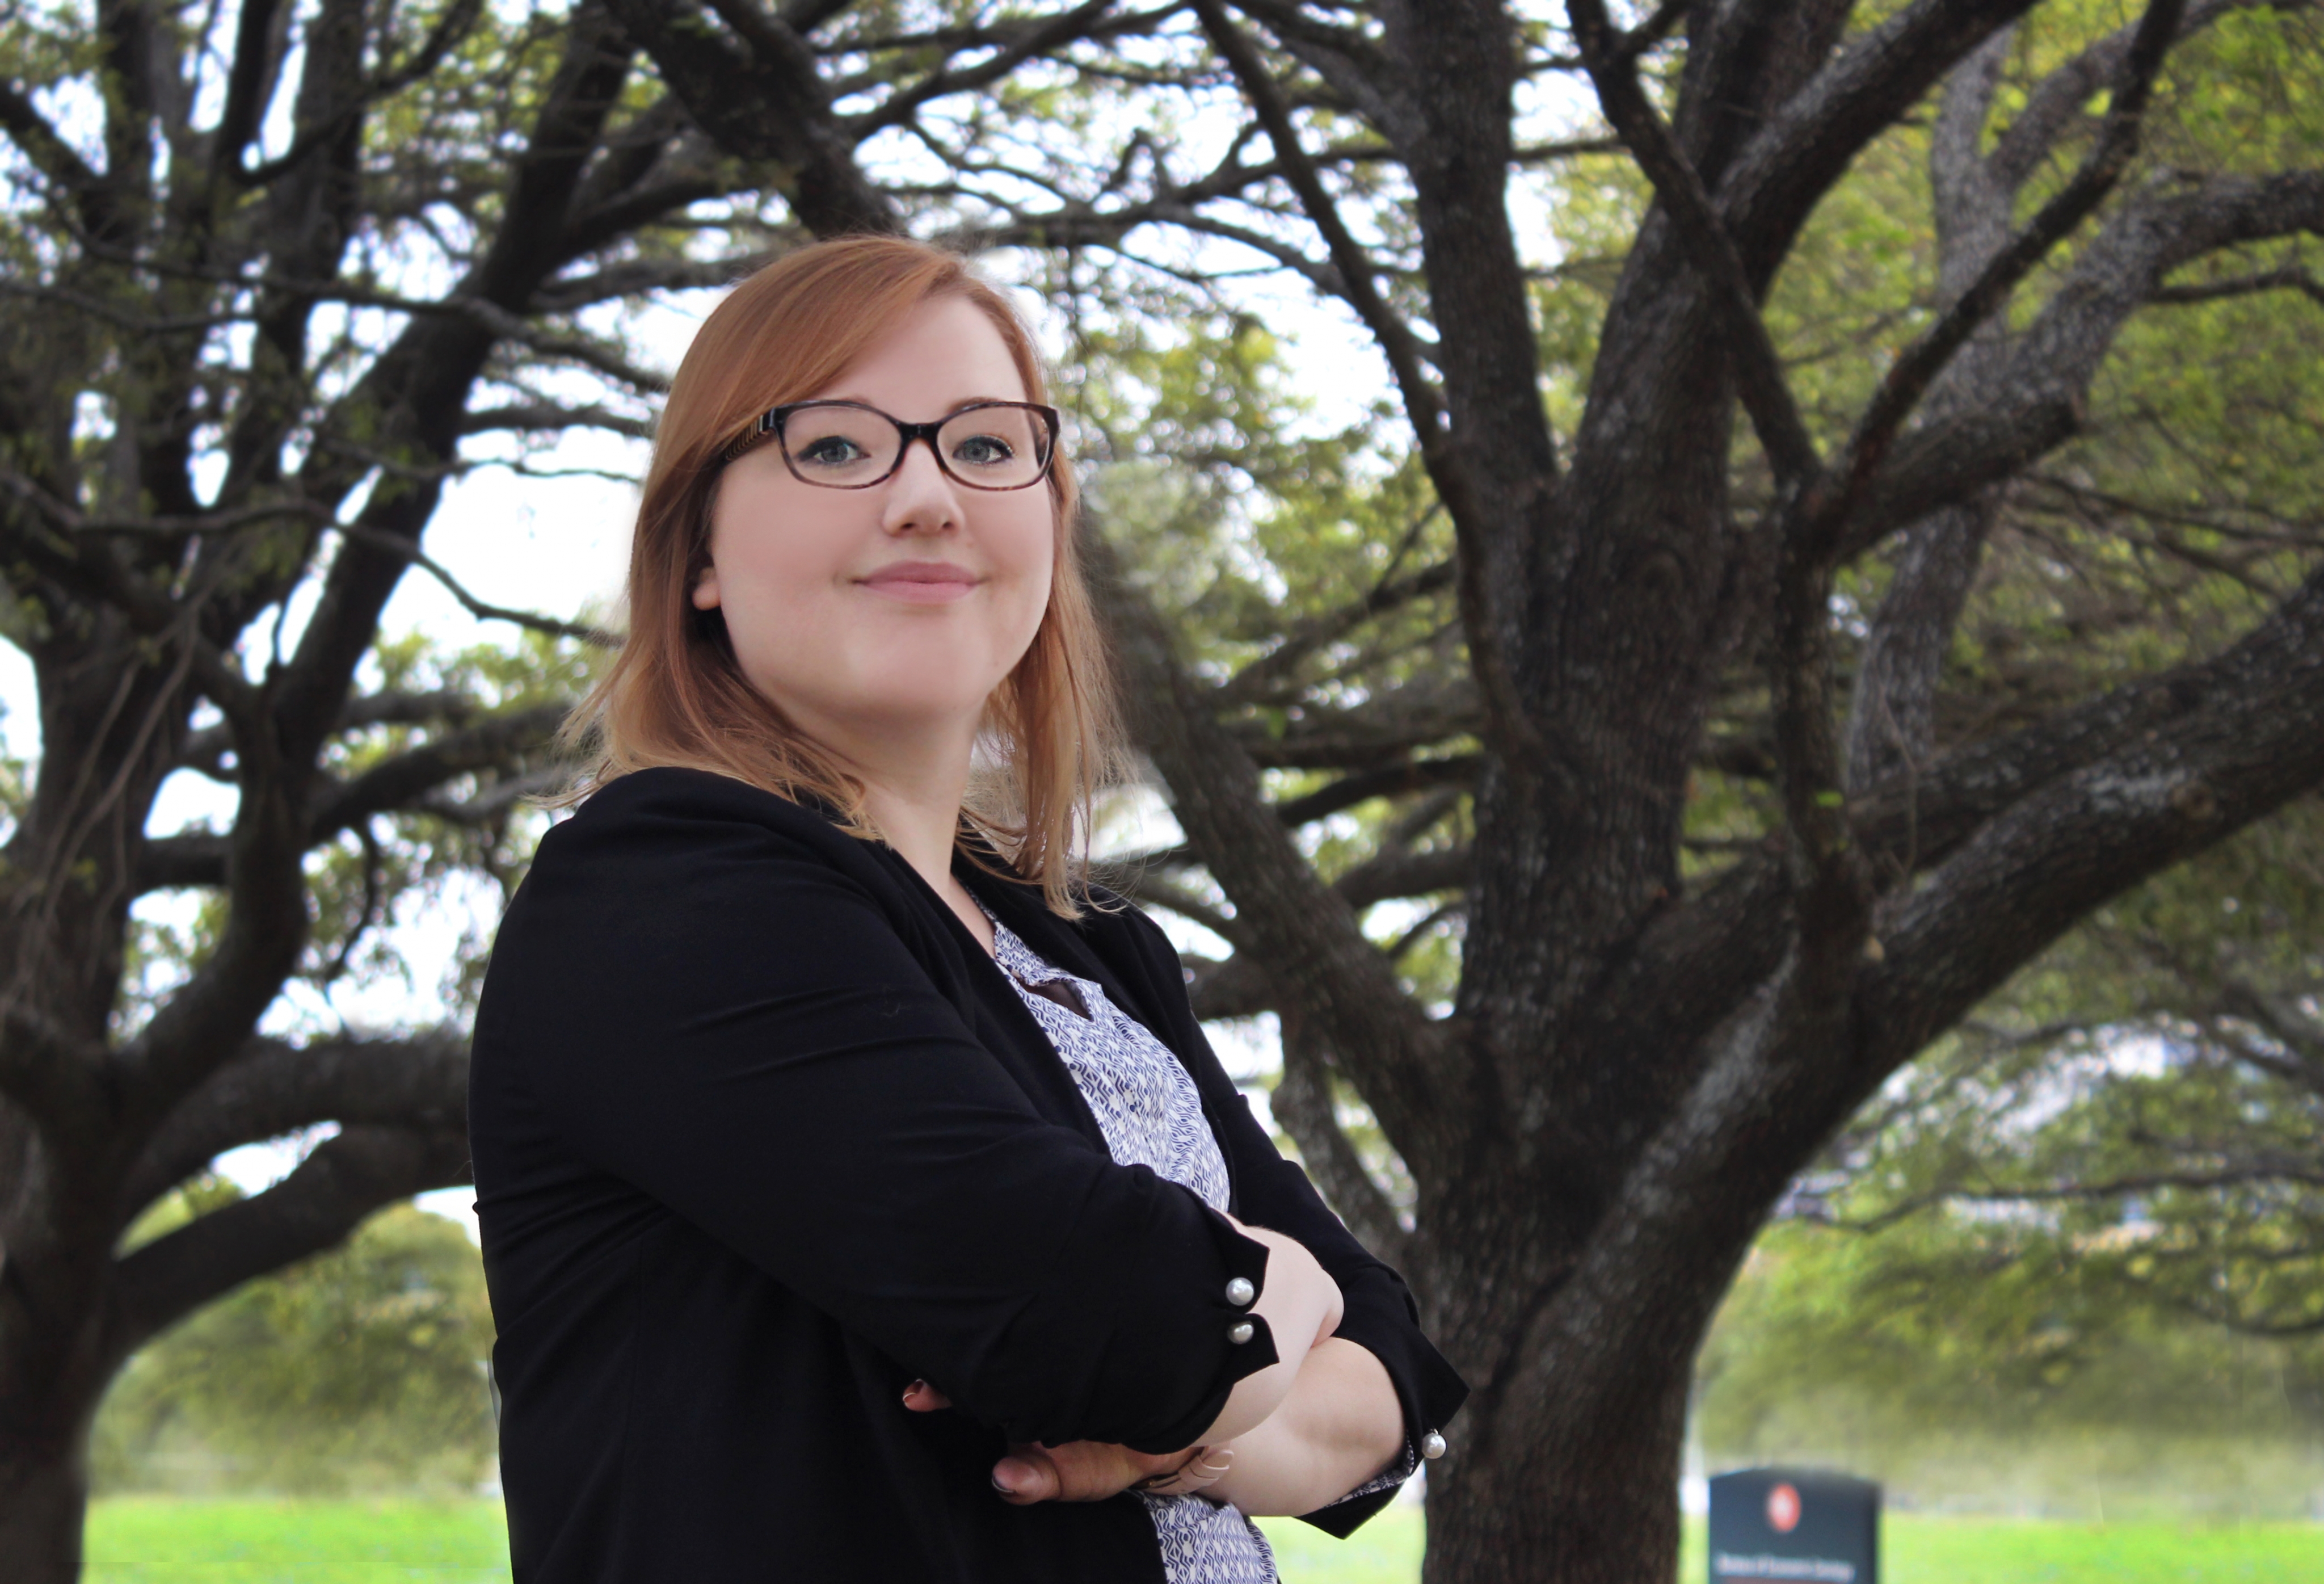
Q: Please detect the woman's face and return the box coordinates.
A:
[694,295,1056,751]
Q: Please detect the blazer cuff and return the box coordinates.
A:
[1292,1264,1467,1537]
[1110,1200,1280,1455]
[996,1181,1279,1453]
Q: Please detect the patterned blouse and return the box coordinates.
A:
[978,902,1413,1584]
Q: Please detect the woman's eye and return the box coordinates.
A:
[950,434,1016,467]
[797,436,868,466]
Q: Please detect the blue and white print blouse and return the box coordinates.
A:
[979,902,1413,1584]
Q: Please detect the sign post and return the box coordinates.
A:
[1708,1469,1879,1584]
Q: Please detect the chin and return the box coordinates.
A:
[809,665,1009,729]
[852,646,1018,705]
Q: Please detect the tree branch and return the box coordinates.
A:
[208,0,292,179]
[1829,1159,2324,1234]
[458,402,655,440]
[1837,167,2324,558]
[119,1032,470,1226]
[268,7,638,777]
[1718,0,2051,279]
[0,81,116,238]
[1861,560,2324,1073]
[115,632,312,1117]
[137,702,570,892]
[107,1123,473,1359]
[1192,1,1442,439]
[1567,0,1819,487]
[1219,551,1455,705]
[603,0,903,238]
[335,523,621,648]
[1228,679,1481,770]
[2151,263,2324,308]
[0,1002,112,1145]
[1194,1,1557,779]
[1853,559,2324,875]
[846,0,1119,136]
[1985,0,2260,192]
[1273,1012,1413,1267]
[1811,0,2188,547]
[1334,846,1472,912]
[233,0,489,186]
[1269,755,1479,829]
[1089,528,1451,1164]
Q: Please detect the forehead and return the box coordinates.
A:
[811,295,1029,411]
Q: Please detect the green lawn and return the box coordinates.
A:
[85,1498,2319,1583]
[87,1499,511,1583]
[1264,1509,2323,1583]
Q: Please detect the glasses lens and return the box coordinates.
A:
[780,405,902,485]
[936,406,1051,489]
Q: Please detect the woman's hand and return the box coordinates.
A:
[901,1379,1233,1505]
[992,1439,1235,1504]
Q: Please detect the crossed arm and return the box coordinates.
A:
[903,1219,1408,1517]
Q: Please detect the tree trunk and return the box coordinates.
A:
[0,1387,96,1584]
[1424,1358,1692,1584]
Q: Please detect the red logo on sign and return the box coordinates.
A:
[1766,1483,1801,1533]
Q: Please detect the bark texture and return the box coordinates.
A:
[4,3,2320,1581]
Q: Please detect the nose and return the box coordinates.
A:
[879,433,963,535]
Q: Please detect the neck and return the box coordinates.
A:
[807,716,978,898]
[858,767,971,895]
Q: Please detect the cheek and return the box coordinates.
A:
[711,494,853,611]
[995,509,1058,628]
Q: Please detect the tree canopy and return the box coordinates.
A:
[1,3,2319,1582]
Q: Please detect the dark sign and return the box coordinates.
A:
[1708,1468,1879,1584]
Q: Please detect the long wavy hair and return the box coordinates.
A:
[561,237,1122,917]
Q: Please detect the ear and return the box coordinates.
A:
[691,563,721,610]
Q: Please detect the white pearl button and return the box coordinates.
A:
[1227,1321,1256,1345]
[1422,1431,1447,1459]
[1224,1276,1256,1307]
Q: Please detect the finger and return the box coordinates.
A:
[992,1446,1062,1505]
[1147,1447,1233,1496]
[899,1379,953,1412]
[1181,1447,1234,1487]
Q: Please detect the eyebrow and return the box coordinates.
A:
[816,394,1021,410]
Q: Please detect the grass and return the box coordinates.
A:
[1260,1511,2324,1583]
[87,1499,511,1584]
[85,1497,2320,1582]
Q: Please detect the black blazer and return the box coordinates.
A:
[470,767,1467,1583]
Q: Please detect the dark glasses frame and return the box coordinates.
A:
[719,398,1063,491]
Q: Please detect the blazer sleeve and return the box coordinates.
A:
[477,787,1278,1454]
[1108,902,1470,1535]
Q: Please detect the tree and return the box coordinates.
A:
[1800,800,2324,1339]
[0,3,1142,1576]
[603,2,2324,1581]
[3,5,2320,1584]
[92,1188,496,1496]
[1693,1215,2324,1518]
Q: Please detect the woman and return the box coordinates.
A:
[470,236,1467,1583]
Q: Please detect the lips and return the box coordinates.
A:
[858,561,980,604]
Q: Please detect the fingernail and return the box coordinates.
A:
[992,1473,1012,1495]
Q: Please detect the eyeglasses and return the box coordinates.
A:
[721,400,1062,491]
